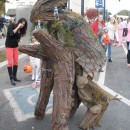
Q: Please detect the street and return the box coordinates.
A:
[1,0,130,129]
[0,38,130,130]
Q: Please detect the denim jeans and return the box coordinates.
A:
[105,39,113,59]
[98,38,105,50]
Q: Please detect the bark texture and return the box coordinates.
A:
[34,60,54,119]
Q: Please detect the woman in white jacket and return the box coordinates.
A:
[113,18,119,46]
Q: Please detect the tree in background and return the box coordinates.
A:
[98,9,112,19]
[85,8,112,20]
[0,0,6,8]
[85,8,98,19]
[0,0,6,15]
[117,10,130,17]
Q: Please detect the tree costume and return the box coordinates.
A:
[19,0,118,130]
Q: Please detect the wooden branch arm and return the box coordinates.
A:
[33,29,64,62]
[18,44,47,60]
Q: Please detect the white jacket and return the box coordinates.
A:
[107,22,115,40]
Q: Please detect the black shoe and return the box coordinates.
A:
[13,76,21,82]
[13,65,21,82]
[98,68,104,72]
[7,67,16,85]
[11,79,16,86]
[108,59,112,62]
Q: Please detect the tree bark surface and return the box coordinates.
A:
[33,29,75,130]
[34,60,54,119]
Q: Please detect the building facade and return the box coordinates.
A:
[69,0,95,15]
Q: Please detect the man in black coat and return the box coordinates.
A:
[0,14,6,37]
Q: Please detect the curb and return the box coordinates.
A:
[0,54,27,70]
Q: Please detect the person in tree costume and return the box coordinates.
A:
[19,0,119,130]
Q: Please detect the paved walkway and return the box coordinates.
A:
[0,38,5,50]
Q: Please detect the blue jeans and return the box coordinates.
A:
[98,38,105,50]
[105,39,113,59]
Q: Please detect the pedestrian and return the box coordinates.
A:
[5,18,28,85]
[118,18,124,47]
[123,19,127,37]
[106,17,115,62]
[91,14,105,37]
[29,36,40,81]
[0,14,6,38]
[91,14,105,72]
[126,17,130,67]
[113,18,119,46]
[91,14,105,48]
[102,28,111,52]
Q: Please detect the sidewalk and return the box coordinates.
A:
[0,38,5,50]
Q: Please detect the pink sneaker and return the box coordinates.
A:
[127,64,130,68]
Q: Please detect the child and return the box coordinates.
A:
[98,31,106,50]
[102,28,111,52]
[97,31,106,72]
[30,36,41,81]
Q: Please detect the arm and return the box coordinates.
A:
[91,22,97,35]
[8,23,22,36]
[13,23,23,34]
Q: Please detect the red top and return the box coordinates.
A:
[91,20,105,36]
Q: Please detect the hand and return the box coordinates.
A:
[19,39,22,43]
[18,23,23,29]
[103,34,106,39]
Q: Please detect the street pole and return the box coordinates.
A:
[81,0,84,16]
[68,0,70,10]
[104,0,106,22]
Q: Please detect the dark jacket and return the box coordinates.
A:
[5,23,21,48]
[0,17,6,30]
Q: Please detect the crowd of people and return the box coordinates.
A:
[86,14,130,71]
[2,13,130,86]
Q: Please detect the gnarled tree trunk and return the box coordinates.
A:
[34,60,54,119]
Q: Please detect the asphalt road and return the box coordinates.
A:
[0,41,130,130]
